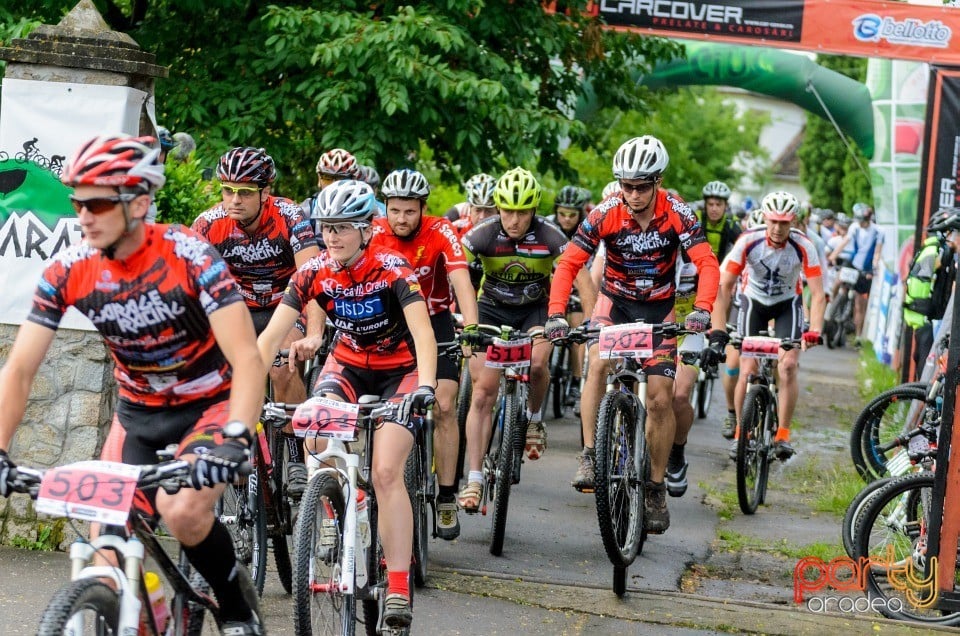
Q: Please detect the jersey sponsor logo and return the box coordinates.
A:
[616,232,671,252]
[378,252,408,271]
[168,229,213,266]
[320,278,389,298]
[95,270,121,293]
[198,260,228,286]
[220,238,285,263]
[87,290,186,333]
[437,222,464,256]
[516,243,551,257]
[333,297,384,318]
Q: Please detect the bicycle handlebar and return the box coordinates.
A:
[5,459,196,500]
[551,322,699,345]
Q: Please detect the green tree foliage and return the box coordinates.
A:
[153,155,221,226]
[797,54,872,212]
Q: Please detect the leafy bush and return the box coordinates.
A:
[153,155,220,226]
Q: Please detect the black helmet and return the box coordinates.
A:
[555,185,589,211]
[927,207,960,233]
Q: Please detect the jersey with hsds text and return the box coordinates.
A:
[721,227,822,305]
[548,189,719,316]
[461,215,568,307]
[192,195,317,310]
[370,215,467,315]
[282,247,425,370]
[27,224,245,407]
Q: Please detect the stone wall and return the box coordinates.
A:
[0,323,115,546]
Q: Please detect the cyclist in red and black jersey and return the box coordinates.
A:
[192,146,321,496]
[370,169,480,541]
[259,179,436,630]
[0,135,266,635]
[444,172,495,224]
[546,136,720,535]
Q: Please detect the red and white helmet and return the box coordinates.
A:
[62,134,165,194]
[316,148,359,178]
[761,191,799,222]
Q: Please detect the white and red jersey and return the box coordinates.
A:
[721,228,822,305]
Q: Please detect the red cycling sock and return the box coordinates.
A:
[387,570,410,598]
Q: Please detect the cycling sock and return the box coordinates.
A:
[669,443,685,466]
[284,432,304,464]
[468,470,483,484]
[526,408,541,423]
[182,520,253,623]
[438,484,457,501]
[775,427,791,442]
[725,367,739,377]
[387,570,410,598]
[727,409,736,417]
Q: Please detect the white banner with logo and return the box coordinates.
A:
[0,79,150,329]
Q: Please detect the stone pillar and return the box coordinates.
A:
[0,1,167,547]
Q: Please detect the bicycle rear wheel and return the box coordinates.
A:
[850,383,929,482]
[455,363,471,481]
[736,386,770,515]
[217,475,267,594]
[37,578,120,636]
[595,390,645,570]
[269,426,294,595]
[549,344,568,420]
[852,472,960,625]
[841,476,894,558]
[293,474,354,636]
[405,437,430,587]
[490,389,519,556]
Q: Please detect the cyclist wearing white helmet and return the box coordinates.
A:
[444,172,496,223]
[259,179,437,630]
[828,201,882,343]
[710,191,825,463]
[546,135,720,534]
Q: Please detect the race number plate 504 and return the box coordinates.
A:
[740,336,781,359]
[599,323,653,359]
[485,337,532,368]
[839,267,860,285]
[293,396,360,441]
[36,461,142,526]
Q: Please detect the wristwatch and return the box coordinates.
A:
[222,421,252,445]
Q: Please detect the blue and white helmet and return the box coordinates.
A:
[312,180,376,225]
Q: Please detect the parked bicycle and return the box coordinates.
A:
[4,446,258,635]
[732,333,802,515]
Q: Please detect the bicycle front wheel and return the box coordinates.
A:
[455,363,471,481]
[217,476,267,594]
[595,390,645,569]
[736,386,770,515]
[841,476,894,558]
[696,372,715,420]
[293,473,354,636]
[549,344,567,420]
[852,472,960,625]
[405,438,430,587]
[37,578,119,636]
[490,389,519,556]
[850,383,929,482]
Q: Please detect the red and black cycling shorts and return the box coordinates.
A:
[313,357,422,437]
[591,293,677,379]
[100,393,232,521]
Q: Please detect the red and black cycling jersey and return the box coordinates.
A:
[192,195,317,310]
[370,216,467,315]
[461,215,568,307]
[549,189,719,315]
[27,224,244,407]
[282,247,424,369]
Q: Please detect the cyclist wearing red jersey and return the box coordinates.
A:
[259,179,436,629]
[709,191,825,461]
[369,168,480,541]
[192,146,321,497]
[444,172,495,224]
[453,176,498,292]
[0,135,266,635]
[546,136,719,534]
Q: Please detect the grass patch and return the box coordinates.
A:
[10,520,63,551]
[699,480,738,520]
[812,464,866,516]
[718,529,844,561]
[856,341,899,400]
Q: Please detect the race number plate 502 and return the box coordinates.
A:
[485,337,532,368]
[36,461,142,526]
[599,323,654,359]
[293,396,360,441]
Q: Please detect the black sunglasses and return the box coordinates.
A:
[69,194,137,216]
[619,180,656,195]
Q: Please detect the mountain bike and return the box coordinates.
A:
[469,324,541,557]
[287,395,415,636]
[823,265,858,349]
[5,446,257,635]
[733,334,802,515]
[685,345,719,420]
[545,333,575,420]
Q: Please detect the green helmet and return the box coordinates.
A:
[494,167,542,210]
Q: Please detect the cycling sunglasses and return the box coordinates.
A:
[221,184,261,199]
[69,194,137,215]
[618,180,657,195]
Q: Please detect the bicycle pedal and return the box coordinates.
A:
[574,486,595,494]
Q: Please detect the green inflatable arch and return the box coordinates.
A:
[578,41,875,158]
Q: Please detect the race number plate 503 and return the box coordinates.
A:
[485,337,532,368]
[740,336,781,359]
[839,267,860,285]
[36,461,142,526]
[599,323,653,359]
[293,396,360,441]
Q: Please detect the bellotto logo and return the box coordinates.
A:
[852,14,952,49]
[793,547,938,612]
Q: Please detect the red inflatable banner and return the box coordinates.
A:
[585,0,960,65]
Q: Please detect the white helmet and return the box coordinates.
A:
[311,180,376,224]
[749,208,766,229]
[601,180,620,199]
[761,191,799,221]
[702,180,731,200]
[612,136,669,180]
[381,168,430,200]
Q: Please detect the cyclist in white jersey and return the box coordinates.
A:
[709,192,825,460]
[828,203,883,342]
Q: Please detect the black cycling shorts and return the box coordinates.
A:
[250,306,306,337]
[430,310,459,382]
[478,298,547,334]
[737,295,803,340]
[591,293,677,379]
